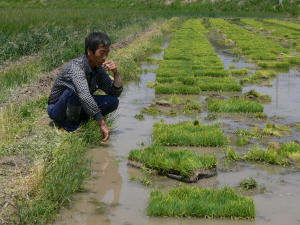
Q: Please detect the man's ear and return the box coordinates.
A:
[87,48,92,56]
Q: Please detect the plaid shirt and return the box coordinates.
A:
[48,55,123,121]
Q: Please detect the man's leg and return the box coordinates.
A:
[47,88,73,123]
[48,90,119,131]
[93,95,119,117]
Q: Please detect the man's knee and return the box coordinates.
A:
[111,97,119,110]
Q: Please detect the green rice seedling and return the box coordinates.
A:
[182,102,201,113]
[248,52,278,60]
[141,108,162,116]
[239,177,257,190]
[158,60,191,70]
[229,64,235,69]
[210,19,290,60]
[134,114,145,120]
[251,70,277,80]
[147,81,156,88]
[244,89,272,102]
[256,61,290,68]
[152,45,162,54]
[236,125,284,139]
[156,68,193,78]
[192,65,224,70]
[169,95,185,105]
[146,57,157,63]
[197,77,242,92]
[225,148,240,161]
[167,110,178,116]
[147,186,255,219]
[128,144,217,178]
[255,112,268,119]
[243,146,288,165]
[194,69,229,77]
[282,56,300,64]
[208,98,264,113]
[236,137,250,146]
[164,48,192,61]
[155,84,201,94]
[277,142,300,158]
[153,121,228,147]
[156,77,196,85]
[230,68,250,76]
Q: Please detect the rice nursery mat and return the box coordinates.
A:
[127,144,217,183]
[153,121,228,146]
[147,186,255,219]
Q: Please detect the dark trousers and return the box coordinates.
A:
[47,88,119,126]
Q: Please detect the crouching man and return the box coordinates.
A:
[47,32,122,141]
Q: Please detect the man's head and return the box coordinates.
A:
[85,32,111,55]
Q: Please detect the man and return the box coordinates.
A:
[47,32,123,141]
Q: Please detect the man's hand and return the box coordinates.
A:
[98,119,110,141]
[103,60,122,88]
[103,61,118,73]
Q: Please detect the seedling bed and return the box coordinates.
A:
[128,144,217,183]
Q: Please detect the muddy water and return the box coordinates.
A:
[53,35,300,225]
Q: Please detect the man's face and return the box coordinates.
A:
[88,44,110,68]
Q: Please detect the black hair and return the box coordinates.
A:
[85,32,111,55]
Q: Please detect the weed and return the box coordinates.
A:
[239,177,258,190]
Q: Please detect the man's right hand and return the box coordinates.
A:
[98,119,110,141]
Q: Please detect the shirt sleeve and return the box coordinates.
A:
[69,62,103,120]
[97,68,123,97]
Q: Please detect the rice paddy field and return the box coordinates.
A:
[1,0,300,224]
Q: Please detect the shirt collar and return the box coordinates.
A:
[83,55,93,74]
[83,55,101,74]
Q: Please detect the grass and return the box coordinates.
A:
[230,68,251,76]
[197,77,242,92]
[256,61,290,68]
[208,98,264,113]
[148,186,255,219]
[155,84,201,94]
[235,123,290,139]
[244,146,288,166]
[128,144,217,177]
[16,120,103,224]
[226,141,300,166]
[153,121,228,147]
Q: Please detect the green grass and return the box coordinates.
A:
[244,146,288,166]
[235,124,289,139]
[197,77,242,92]
[155,84,201,94]
[148,186,255,219]
[208,98,264,113]
[256,61,290,68]
[128,144,217,177]
[153,121,228,146]
[230,68,251,76]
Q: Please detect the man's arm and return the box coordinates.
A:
[103,60,122,88]
[98,60,122,141]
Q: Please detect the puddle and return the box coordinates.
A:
[52,32,300,225]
